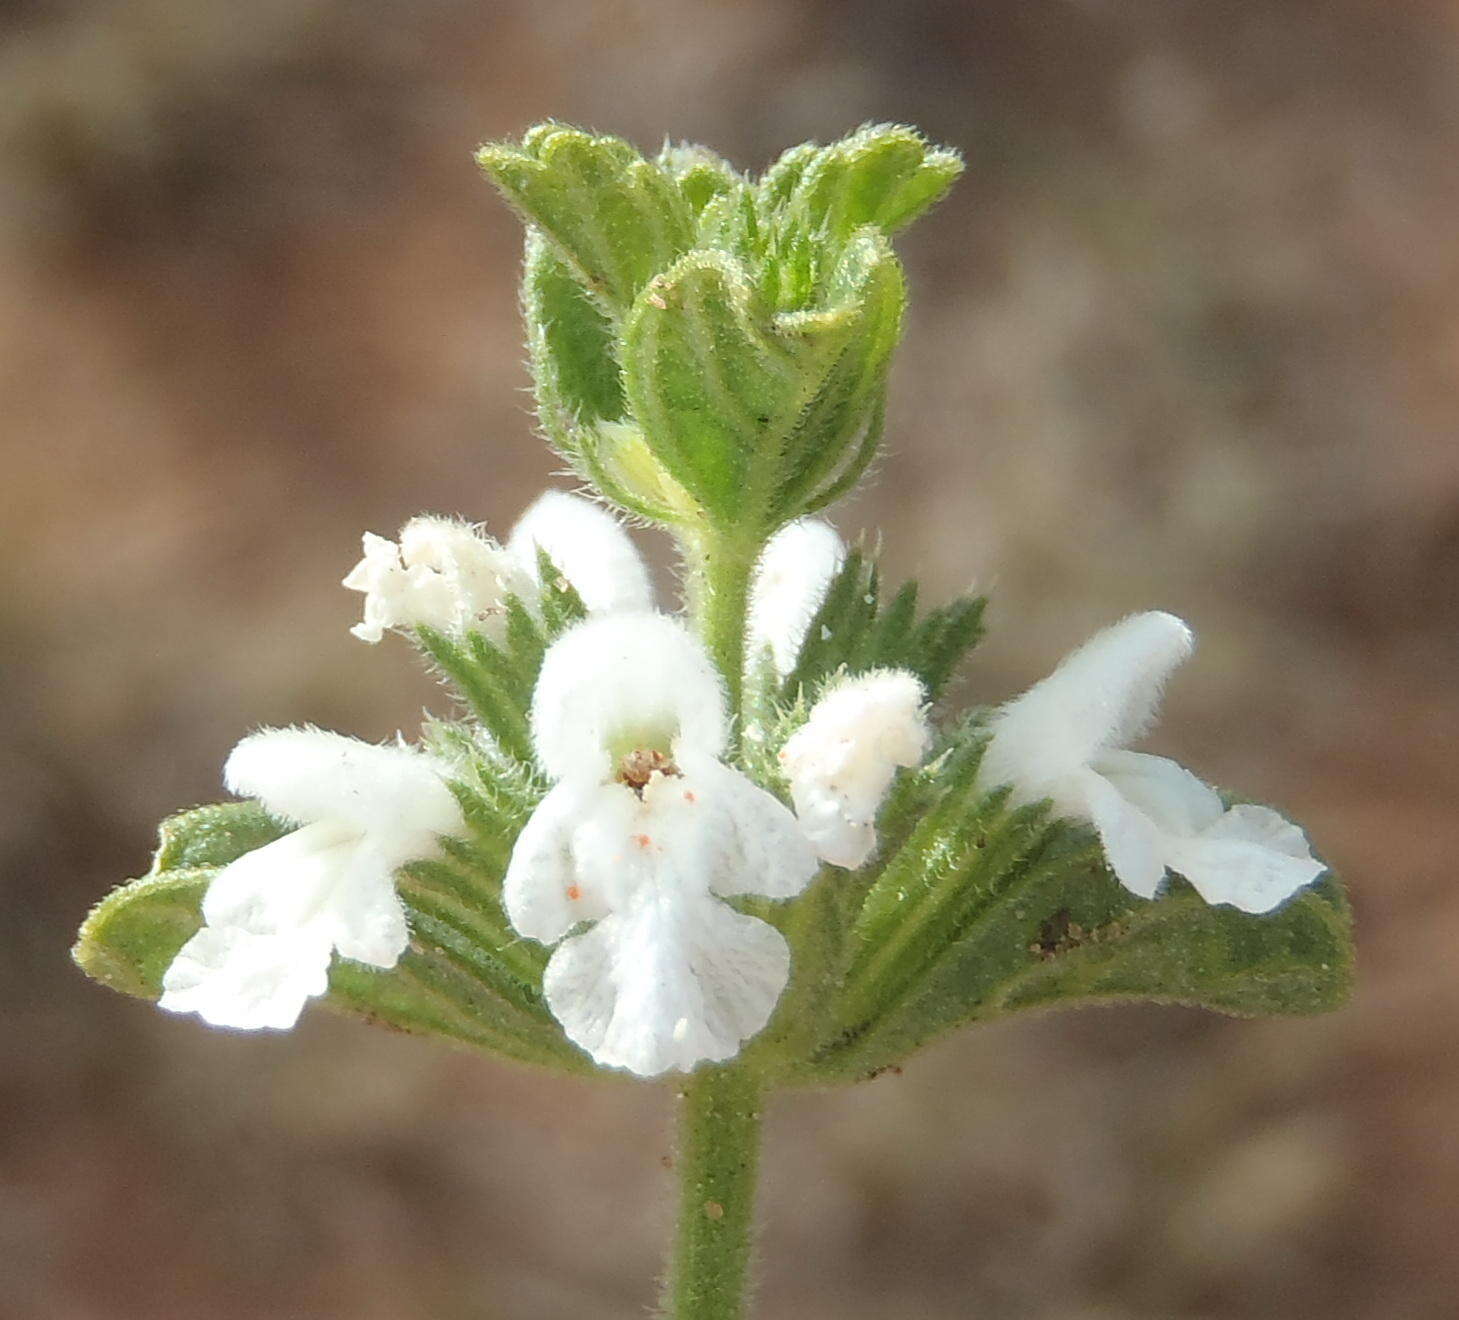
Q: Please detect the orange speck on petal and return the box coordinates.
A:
[683,790,697,803]
[566,885,582,901]
[633,833,652,848]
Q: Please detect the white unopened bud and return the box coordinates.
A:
[747,519,846,678]
[780,670,930,869]
[506,490,654,615]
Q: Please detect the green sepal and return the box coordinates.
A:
[416,624,534,764]
[477,125,693,310]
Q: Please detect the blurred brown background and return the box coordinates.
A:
[2,1,1456,1316]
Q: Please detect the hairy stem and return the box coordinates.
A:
[665,512,766,1318]
[685,528,758,722]
[664,1065,763,1320]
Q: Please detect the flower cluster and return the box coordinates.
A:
[70,124,1352,1320]
[153,487,1326,1076]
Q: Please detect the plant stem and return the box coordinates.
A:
[664,1065,764,1320]
[668,515,764,1319]
[686,529,757,721]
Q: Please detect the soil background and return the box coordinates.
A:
[3,2,1457,1316]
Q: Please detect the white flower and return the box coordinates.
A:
[342,517,534,644]
[504,614,820,1077]
[746,519,845,678]
[159,728,463,1030]
[343,492,650,643]
[977,612,1326,913]
[780,670,931,869]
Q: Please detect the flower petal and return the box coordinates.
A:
[503,779,614,943]
[672,753,821,899]
[224,728,462,843]
[979,612,1194,795]
[779,670,930,868]
[1093,749,1224,836]
[746,518,845,677]
[507,490,653,614]
[1081,771,1168,899]
[324,840,412,968]
[542,897,791,1077]
[1162,804,1325,913]
[159,925,333,1030]
[1164,833,1326,914]
[343,532,414,643]
[530,614,728,782]
[200,820,356,932]
[1204,803,1320,859]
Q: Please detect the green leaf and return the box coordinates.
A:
[520,218,701,524]
[657,142,743,217]
[523,233,625,443]
[772,230,906,518]
[740,867,849,1070]
[151,800,290,872]
[995,877,1353,1018]
[776,123,963,244]
[695,182,764,261]
[577,421,706,525]
[758,142,819,213]
[477,125,693,310]
[74,867,214,1000]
